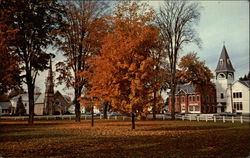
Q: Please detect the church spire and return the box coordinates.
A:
[44,57,54,115]
[215,45,235,73]
[45,57,54,93]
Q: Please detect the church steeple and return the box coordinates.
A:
[215,45,235,73]
[45,57,54,94]
[44,57,54,115]
[215,45,235,80]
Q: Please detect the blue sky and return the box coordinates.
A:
[34,1,249,97]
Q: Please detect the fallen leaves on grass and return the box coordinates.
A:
[0,120,249,158]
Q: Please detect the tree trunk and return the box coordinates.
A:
[152,91,157,120]
[74,87,81,122]
[27,82,35,125]
[131,112,135,130]
[103,102,108,119]
[170,74,176,120]
[91,105,94,127]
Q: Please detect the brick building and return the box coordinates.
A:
[168,83,217,114]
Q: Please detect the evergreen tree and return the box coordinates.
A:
[16,96,26,116]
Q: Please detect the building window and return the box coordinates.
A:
[193,96,196,102]
[233,92,242,98]
[218,73,225,78]
[197,96,200,101]
[189,106,193,111]
[195,106,200,111]
[219,59,223,66]
[182,97,185,102]
[220,93,224,99]
[233,104,236,109]
[182,105,185,111]
[228,73,233,79]
[233,102,243,111]
[189,96,192,101]
[176,97,180,102]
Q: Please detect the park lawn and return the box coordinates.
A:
[0,119,249,158]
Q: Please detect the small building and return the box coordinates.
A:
[168,83,217,114]
[53,91,72,114]
[230,80,250,114]
[0,101,12,115]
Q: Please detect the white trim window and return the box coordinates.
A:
[233,92,242,98]
[189,106,193,112]
[233,102,243,111]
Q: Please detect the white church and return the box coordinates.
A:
[215,45,249,114]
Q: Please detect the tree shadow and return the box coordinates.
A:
[140,125,227,131]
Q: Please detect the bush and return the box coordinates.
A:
[53,111,61,115]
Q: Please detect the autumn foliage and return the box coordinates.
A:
[177,52,215,96]
[56,0,109,122]
[0,6,20,94]
[80,2,163,124]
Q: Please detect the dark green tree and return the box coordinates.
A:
[239,72,250,81]
[1,0,65,124]
[16,96,26,115]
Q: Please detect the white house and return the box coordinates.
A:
[215,45,249,114]
[231,80,250,114]
[10,93,39,115]
[0,101,12,115]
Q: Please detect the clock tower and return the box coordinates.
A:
[215,45,235,112]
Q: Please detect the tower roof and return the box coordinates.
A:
[215,45,235,72]
[45,57,54,94]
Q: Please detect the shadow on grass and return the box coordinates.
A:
[0,133,74,142]
[140,125,227,131]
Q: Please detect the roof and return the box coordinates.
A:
[11,93,40,103]
[35,93,45,104]
[215,45,235,72]
[175,83,196,95]
[238,80,250,88]
[0,101,12,109]
[54,91,70,104]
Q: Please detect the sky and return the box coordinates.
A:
[33,1,249,98]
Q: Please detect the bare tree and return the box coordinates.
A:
[56,0,109,122]
[156,1,201,119]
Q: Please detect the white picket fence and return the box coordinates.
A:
[178,115,248,124]
[0,114,249,124]
[0,115,130,121]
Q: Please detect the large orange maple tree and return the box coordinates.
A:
[81,2,162,129]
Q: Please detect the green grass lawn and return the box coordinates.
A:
[0,119,249,158]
